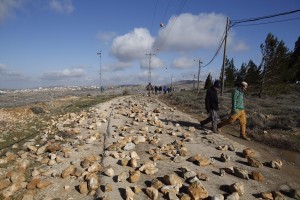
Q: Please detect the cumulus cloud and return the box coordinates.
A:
[154,13,227,51]
[171,57,195,69]
[140,56,164,70]
[0,0,24,23]
[41,67,85,80]
[110,28,154,62]
[49,0,74,14]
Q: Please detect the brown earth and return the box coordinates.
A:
[0,93,299,200]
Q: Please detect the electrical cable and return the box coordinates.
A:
[150,0,159,34]
[231,17,300,27]
[230,9,300,27]
[155,0,188,53]
[162,0,171,24]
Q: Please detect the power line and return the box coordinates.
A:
[230,9,300,27]
[150,0,159,34]
[155,0,188,52]
[231,17,300,27]
[202,28,226,68]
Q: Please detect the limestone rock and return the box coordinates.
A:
[164,174,183,188]
[151,178,163,189]
[261,192,273,200]
[187,181,208,200]
[145,187,159,200]
[61,165,76,178]
[243,148,255,158]
[128,170,140,183]
[126,186,135,200]
[226,192,239,200]
[233,167,249,180]
[118,171,129,182]
[270,159,283,170]
[103,167,114,177]
[247,157,263,168]
[230,182,244,196]
[79,182,88,194]
[251,171,264,182]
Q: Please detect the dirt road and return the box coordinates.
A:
[1,94,299,200]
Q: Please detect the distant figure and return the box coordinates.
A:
[217,81,251,141]
[146,82,153,96]
[154,86,158,95]
[163,85,167,94]
[158,86,162,94]
[200,80,221,133]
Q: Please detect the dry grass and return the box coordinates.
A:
[159,85,300,152]
[0,94,119,153]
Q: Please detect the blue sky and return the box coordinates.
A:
[0,0,299,89]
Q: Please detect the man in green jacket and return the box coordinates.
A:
[217,81,251,141]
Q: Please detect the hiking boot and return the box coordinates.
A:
[240,135,251,141]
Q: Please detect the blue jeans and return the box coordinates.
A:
[201,110,218,132]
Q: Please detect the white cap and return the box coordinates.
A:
[241,81,248,87]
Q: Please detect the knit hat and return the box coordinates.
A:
[213,80,221,88]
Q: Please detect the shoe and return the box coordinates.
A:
[240,135,251,141]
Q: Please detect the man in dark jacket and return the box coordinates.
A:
[200,80,220,133]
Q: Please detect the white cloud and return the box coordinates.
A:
[96,31,117,43]
[231,40,249,52]
[49,0,74,14]
[140,56,164,70]
[0,0,24,23]
[0,63,7,71]
[154,13,227,51]
[171,57,195,69]
[110,28,154,62]
[41,67,85,80]
[103,61,132,72]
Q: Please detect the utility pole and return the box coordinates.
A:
[194,59,203,90]
[221,17,229,96]
[193,74,195,89]
[145,53,156,84]
[97,51,102,92]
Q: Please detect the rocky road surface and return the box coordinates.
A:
[1,94,299,200]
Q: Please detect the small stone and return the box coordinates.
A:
[226,192,239,200]
[151,178,163,190]
[248,157,263,168]
[79,182,88,194]
[251,171,264,182]
[212,194,225,200]
[234,167,249,180]
[270,159,283,170]
[261,192,273,200]
[104,183,113,192]
[187,181,208,200]
[243,148,255,158]
[230,182,244,196]
[145,187,159,200]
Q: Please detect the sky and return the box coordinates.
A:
[0,0,300,89]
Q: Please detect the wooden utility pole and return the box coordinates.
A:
[195,59,203,90]
[221,17,229,96]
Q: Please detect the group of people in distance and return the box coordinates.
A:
[200,80,251,141]
[146,82,174,96]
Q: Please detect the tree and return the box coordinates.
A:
[259,33,290,96]
[224,58,237,87]
[204,73,213,89]
[288,36,300,82]
[245,60,261,86]
[236,62,247,86]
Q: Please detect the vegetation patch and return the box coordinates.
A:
[159,85,300,152]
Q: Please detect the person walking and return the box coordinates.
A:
[217,81,251,141]
[200,80,221,133]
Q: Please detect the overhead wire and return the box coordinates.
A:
[150,0,159,34]
[230,9,300,28]
[162,0,171,24]
[231,17,300,27]
[202,28,227,68]
[155,0,188,53]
